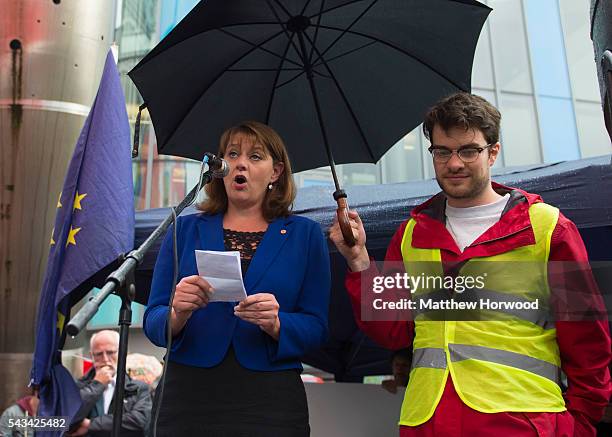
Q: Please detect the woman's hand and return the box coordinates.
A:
[234,293,281,340]
[170,275,214,335]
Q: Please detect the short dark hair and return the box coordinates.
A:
[423,93,501,145]
[197,121,296,221]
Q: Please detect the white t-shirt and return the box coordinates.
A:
[445,193,510,252]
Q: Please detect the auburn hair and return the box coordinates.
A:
[197,121,296,221]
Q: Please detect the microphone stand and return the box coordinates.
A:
[66,167,215,437]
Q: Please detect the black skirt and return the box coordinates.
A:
[154,347,310,437]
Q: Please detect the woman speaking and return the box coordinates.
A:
[144,121,331,436]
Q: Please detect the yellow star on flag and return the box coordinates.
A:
[57,193,62,209]
[50,228,55,246]
[66,226,81,247]
[56,311,65,332]
[73,192,87,211]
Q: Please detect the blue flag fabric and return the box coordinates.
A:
[30,50,134,432]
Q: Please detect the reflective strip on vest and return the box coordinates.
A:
[412,345,561,385]
[412,288,554,329]
[412,347,447,369]
[450,344,560,384]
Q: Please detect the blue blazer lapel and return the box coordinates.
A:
[244,216,291,291]
[196,213,224,251]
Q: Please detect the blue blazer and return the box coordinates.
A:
[143,212,331,371]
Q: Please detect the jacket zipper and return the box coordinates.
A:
[467,225,531,248]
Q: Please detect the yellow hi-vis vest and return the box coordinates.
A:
[399,202,566,426]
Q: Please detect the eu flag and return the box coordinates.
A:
[30,50,134,432]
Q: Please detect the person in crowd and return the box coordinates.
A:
[68,330,151,437]
[144,121,331,436]
[330,93,611,436]
[382,348,413,394]
[0,391,38,437]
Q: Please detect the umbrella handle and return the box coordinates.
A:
[336,197,357,247]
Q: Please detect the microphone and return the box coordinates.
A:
[190,152,229,208]
[204,152,229,178]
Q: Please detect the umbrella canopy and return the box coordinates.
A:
[128,0,491,172]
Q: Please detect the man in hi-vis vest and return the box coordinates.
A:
[330,93,611,436]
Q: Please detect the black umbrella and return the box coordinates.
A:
[128,0,491,245]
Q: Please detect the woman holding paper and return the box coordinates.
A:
[144,121,331,436]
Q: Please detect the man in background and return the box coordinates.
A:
[69,330,151,437]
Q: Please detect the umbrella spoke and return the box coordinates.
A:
[312,24,465,90]
[266,30,297,124]
[219,28,303,69]
[308,0,368,20]
[226,67,304,72]
[264,0,304,67]
[300,0,317,16]
[275,70,307,90]
[312,40,377,68]
[165,28,291,146]
[274,68,331,90]
[302,30,376,162]
[270,0,293,19]
[308,0,328,65]
[309,0,379,68]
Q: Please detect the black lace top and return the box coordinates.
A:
[223,228,265,275]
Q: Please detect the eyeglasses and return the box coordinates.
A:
[92,350,118,359]
[428,144,493,163]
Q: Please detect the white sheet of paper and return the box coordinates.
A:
[195,250,248,302]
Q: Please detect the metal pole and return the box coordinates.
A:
[112,277,133,437]
[295,30,342,193]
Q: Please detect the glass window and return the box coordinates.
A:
[559,0,602,102]
[471,22,495,90]
[538,96,580,162]
[473,88,497,107]
[295,167,334,188]
[159,0,200,39]
[499,93,541,166]
[132,122,156,210]
[523,0,571,99]
[380,128,423,183]
[473,89,505,168]
[575,101,611,158]
[341,163,379,186]
[488,0,533,93]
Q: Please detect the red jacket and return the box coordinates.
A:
[345,183,611,436]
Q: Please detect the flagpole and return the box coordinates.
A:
[66,168,215,437]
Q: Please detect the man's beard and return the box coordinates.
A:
[436,172,489,200]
